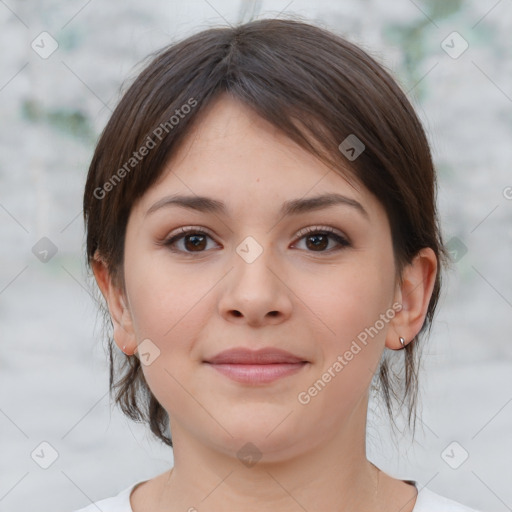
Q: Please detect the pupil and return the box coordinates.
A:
[307,234,327,251]
[186,234,206,251]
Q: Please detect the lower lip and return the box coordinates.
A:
[205,362,307,384]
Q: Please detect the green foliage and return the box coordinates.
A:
[383,0,464,99]
[427,0,463,19]
[21,99,95,143]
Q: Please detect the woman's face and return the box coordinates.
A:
[107,95,404,460]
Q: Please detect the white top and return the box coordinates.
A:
[72,479,482,512]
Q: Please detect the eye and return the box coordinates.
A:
[161,225,350,255]
[292,226,350,253]
[163,227,219,254]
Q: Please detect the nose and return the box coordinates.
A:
[217,241,293,327]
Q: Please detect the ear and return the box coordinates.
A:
[386,247,438,350]
[92,251,138,356]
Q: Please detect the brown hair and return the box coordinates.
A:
[83,17,448,447]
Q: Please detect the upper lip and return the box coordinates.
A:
[204,347,307,365]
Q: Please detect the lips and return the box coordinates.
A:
[204,347,308,384]
[204,347,307,365]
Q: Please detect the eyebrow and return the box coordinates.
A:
[145,193,369,220]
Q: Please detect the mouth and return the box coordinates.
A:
[203,347,309,385]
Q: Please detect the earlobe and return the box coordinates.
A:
[91,252,137,355]
[386,247,438,350]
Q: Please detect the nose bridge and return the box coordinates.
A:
[218,233,292,324]
[232,233,278,295]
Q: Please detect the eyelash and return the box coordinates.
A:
[162,225,351,255]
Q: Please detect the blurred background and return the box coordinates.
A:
[0,1,511,511]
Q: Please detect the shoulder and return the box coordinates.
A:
[70,480,145,512]
[413,486,482,512]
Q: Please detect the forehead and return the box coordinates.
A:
[134,95,382,223]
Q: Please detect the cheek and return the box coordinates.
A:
[124,258,217,413]
[303,257,394,344]
[124,245,213,339]
[293,264,394,424]
[295,253,396,409]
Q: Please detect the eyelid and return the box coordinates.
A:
[167,225,216,238]
[293,225,348,242]
[164,225,348,241]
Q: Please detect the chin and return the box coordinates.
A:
[209,417,308,461]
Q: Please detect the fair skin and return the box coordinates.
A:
[93,94,437,512]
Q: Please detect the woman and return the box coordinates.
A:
[75,18,480,512]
